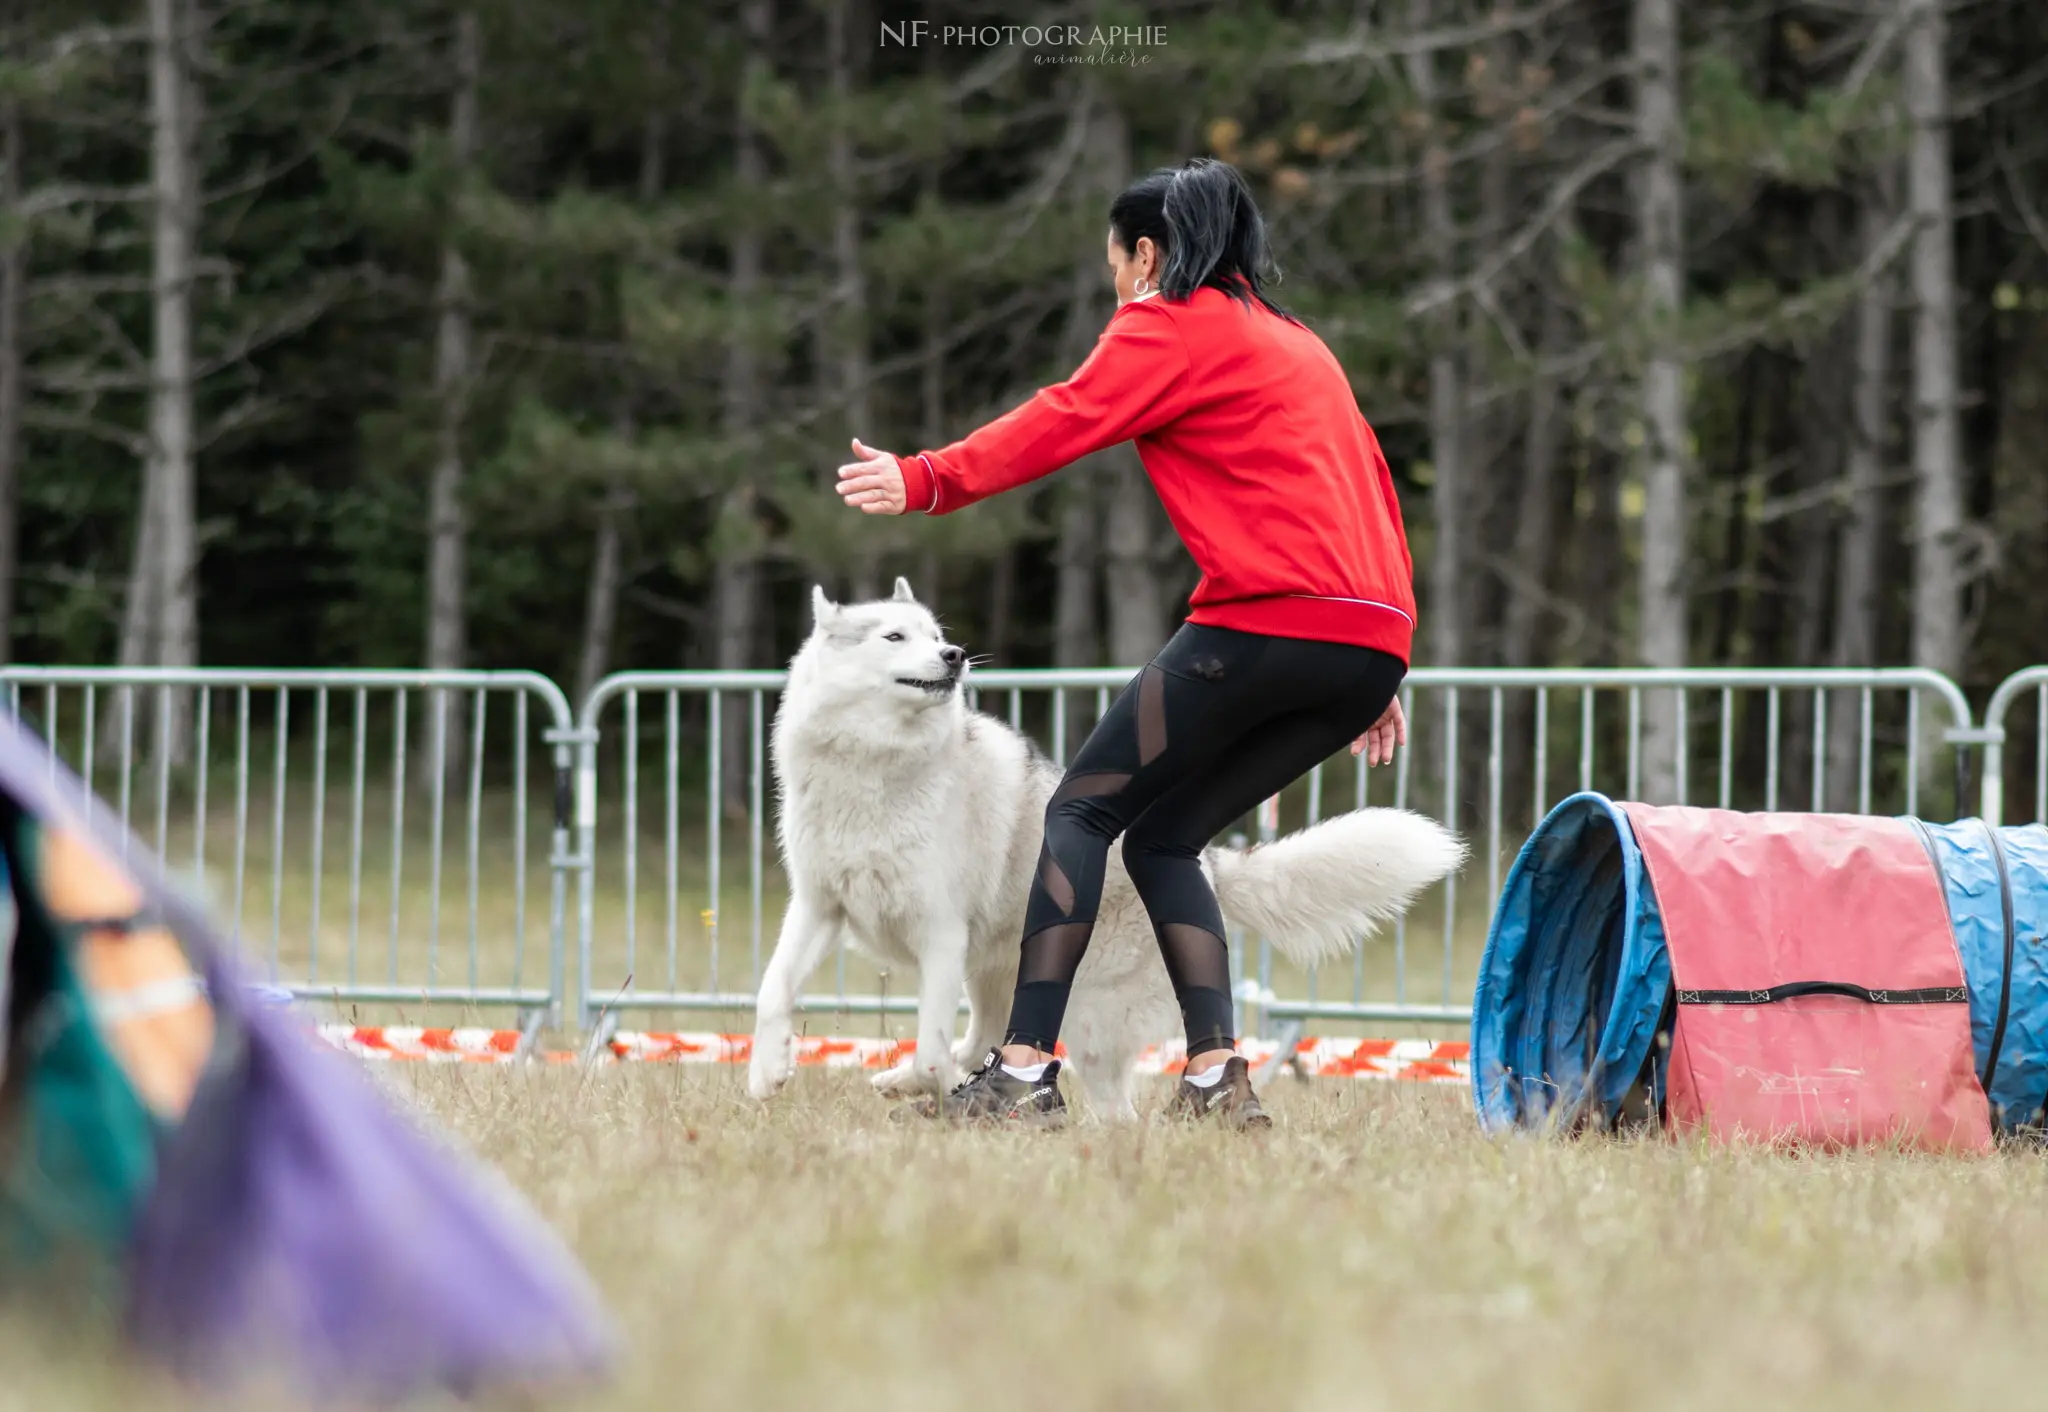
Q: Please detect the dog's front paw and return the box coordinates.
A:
[951,1036,989,1067]
[747,1024,795,1101]
[871,1061,950,1098]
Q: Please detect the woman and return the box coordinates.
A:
[834,158,1414,1128]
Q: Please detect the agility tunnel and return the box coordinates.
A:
[1472,793,2048,1151]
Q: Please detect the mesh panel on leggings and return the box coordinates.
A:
[1156,922,1231,996]
[1016,922,1094,985]
[1050,771,1131,806]
[1037,850,1077,914]
[1160,921,1236,1052]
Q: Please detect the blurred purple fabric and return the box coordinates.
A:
[0,711,616,1398]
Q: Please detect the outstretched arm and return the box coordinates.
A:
[834,302,1191,518]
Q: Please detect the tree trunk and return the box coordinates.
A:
[1500,275,1568,819]
[1903,0,1964,694]
[1052,476,1099,669]
[575,476,632,707]
[1633,0,1688,803]
[1709,353,1760,669]
[709,0,771,820]
[574,114,664,706]
[141,0,202,764]
[1048,76,1116,672]
[1103,452,1166,667]
[1829,173,1899,801]
[1404,0,1466,670]
[1471,6,1519,665]
[1501,282,1567,669]
[1078,88,1160,669]
[1577,446,1622,666]
[420,9,478,792]
[1787,349,1839,792]
[116,469,163,668]
[0,96,22,664]
[914,62,945,617]
[826,0,876,600]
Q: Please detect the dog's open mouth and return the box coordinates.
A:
[894,675,959,696]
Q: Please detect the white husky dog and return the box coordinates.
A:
[746,579,1465,1120]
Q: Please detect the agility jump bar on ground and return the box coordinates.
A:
[315,1025,1470,1083]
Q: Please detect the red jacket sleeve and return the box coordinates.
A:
[901,301,1191,516]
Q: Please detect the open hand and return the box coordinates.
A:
[834,439,907,516]
[1351,696,1407,767]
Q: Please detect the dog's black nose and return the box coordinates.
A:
[941,646,967,671]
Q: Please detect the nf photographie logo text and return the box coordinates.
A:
[878,21,1168,49]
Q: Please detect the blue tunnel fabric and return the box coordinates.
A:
[1471,794,1670,1133]
[1472,799,2048,1136]
[1916,821,2048,1128]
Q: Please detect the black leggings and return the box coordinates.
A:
[1004,623,1407,1056]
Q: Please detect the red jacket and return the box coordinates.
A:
[899,285,1416,663]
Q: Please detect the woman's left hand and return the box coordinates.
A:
[835,439,907,516]
[1351,696,1406,767]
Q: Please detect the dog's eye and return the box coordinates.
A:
[883,631,905,643]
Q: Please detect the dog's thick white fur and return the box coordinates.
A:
[746,579,1466,1120]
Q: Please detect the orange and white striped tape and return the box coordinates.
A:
[314,1025,1468,1083]
[316,1025,574,1064]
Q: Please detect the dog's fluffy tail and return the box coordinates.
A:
[1207,809,1466,967]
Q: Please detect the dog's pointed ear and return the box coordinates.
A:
[892,576,916,603]
[811,585,838,623]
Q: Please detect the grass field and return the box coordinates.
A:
[6,1067,2048,1411]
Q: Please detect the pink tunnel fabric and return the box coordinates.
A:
[1626,806,1992,1154]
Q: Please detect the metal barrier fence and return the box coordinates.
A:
[0,667,579,1040]
[572,665,1979,1036]
[0,663,2000,1039]
[1982,666,2048,826]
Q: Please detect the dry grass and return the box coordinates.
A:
[8,1068,2048,1411]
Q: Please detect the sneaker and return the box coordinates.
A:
[903,1050,1067,1127]
[1165,1056,1272,1130]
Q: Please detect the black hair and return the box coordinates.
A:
[1107,158,1294,321]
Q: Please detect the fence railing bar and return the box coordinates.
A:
[513,691,529,990]
[310,688,329,985]
[81,686,97,823]
[1719,687,1734,810]
[1859,688,1873,817]
[269,688,290,983]
[1626,687,1641,802]
[708,689,722,997]
[667,691,681,994]
[387,689,407,987]
[1907,692,1921,818]
[1487,687,1503,911]
[1579,688,1594,795]
[349,688,367,986]
[192,686,209,898]
[751,689,767,988]
[1811,688,1827,814]
[154,684,171,858]
[1765,688,1781,812]
[1393,682,1413,1005]
[467,689,487,992]
[118,686,134,856]
[234,687,250,954]
[1674,689,1688,806]
[426,688,450,988]
[1442,685,1459,1006]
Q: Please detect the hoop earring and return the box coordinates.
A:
[1133,277,1151,296]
